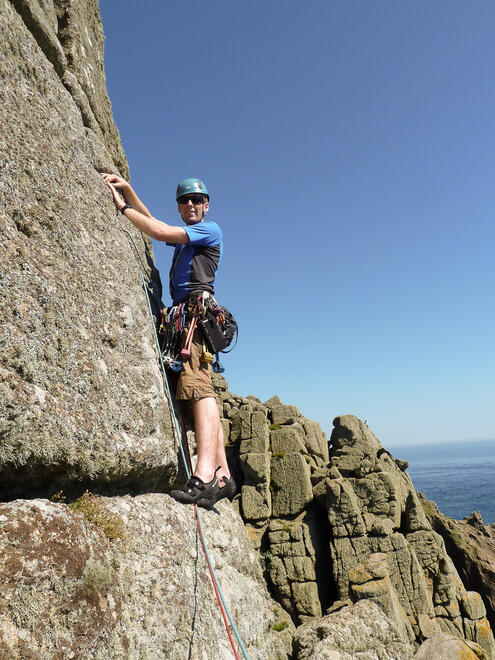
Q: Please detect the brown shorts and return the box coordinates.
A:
[175,324,215,401]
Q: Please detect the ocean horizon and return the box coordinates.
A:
[388,439,494,525]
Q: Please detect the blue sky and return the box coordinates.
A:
[100,1,494,447]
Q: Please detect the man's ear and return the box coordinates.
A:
[203,199,209,214]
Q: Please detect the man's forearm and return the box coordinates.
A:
[122,206,188,243]
[121,186,152,217]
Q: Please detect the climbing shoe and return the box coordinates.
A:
[197,475,237,509]
[170,469,220,505]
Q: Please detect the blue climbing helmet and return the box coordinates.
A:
[176,178,209,201]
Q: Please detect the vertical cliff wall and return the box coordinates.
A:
[0,0,178,496]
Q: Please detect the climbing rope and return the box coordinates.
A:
[124,227,250,660]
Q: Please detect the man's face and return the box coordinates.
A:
[177,194,209,225]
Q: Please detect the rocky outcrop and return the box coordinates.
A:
[293,599,414,660]
[413,633,489,660]
[215,380,495,658]
[0,0,175,498]
[0,496,293,659]
[421,496,495,632]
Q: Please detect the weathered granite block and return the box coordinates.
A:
[349,554,415,644]
[271,404,300,426]
[263,395,283,409]
[268,520,303,544]
[326,479,367,538]
[241,484,271,520]
[284,556,316,582]
[271,541,306,558]
[271,454,313,517]
[461,592,487,621]
[240,452,271,484]
[350,472,398,521]
[271,424,305,453]
[212,373,228,391]
[302,419,329,461]
[251,409,269,448]
[292,582,322,618]
[268,556,291,598]
[239,405,252,439]
[413,633,486,660]
[403,492,432,532]
[240,411,270,454]
[331,415,382,455]
[293,600,415,659]
[463,617,495,660]
[331,450,365,474]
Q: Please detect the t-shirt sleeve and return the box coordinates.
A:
[184,221,222,246]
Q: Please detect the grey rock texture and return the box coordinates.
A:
[1,0,176,497]
[0,496,294,659]
[214,382,495,657]
[413,632,488,660]
[421,496,495,632]
[292,599,414,660]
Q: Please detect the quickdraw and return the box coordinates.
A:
[180,315,198,361]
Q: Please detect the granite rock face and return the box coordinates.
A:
[0,0,176,497]
[0,496,293,659]
[215,382,495,658]
[421,497,495,632]
[292,599,414,660]
[413,633,489,660]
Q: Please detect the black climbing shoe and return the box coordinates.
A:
[170,469,220,505]
[197,475,237,509]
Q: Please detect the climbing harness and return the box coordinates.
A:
[121,224,249,660]
[159,291,238,374]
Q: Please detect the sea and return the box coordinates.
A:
[389,439,495,524]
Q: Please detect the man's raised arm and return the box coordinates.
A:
[100,173,188,244]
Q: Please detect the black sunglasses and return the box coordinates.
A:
[178,194,205,205]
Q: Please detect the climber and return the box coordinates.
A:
[100,173,236,508]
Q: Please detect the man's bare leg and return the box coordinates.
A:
[191,397,230,484]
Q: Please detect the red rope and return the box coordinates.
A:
[194,503,240,660]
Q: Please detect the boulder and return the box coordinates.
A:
[413,633,488,660]
[272,404,301,426]
[293,599,415,659]
[0,496,294,659]
[271,423,306,453]
[271,453,313,517]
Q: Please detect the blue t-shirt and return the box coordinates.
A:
[167,220,223,304]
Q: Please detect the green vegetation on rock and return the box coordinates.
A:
[69,491,126,543]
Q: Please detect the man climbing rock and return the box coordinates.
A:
[101,173,236,507]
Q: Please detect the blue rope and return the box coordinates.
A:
[195,507,251,660]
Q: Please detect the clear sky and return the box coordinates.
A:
[100,1,494,447]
